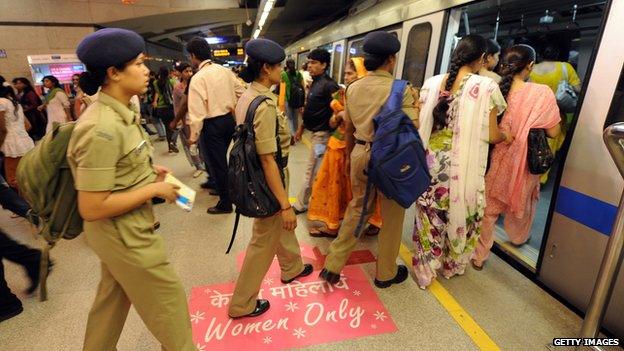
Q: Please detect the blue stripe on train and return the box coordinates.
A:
[554,186,618,236]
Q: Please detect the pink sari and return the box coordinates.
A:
[486,83,560,217]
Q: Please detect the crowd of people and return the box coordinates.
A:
[0,26,583,350]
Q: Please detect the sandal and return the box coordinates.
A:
[309,231,337,238]
[471,259,484,271]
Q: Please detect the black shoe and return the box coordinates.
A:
[168,143,179,153]
[200,181,216,190]
[0,304,23,323]
[229,299,270,319]
[207,205,233,215]
[374,265,409,289]
[319,268,341,285]
[281,264,313,284]
[152,197,166,205]
[293,207,307,215]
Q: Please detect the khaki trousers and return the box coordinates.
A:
[324,144,405,281]
[228,168,304,317]
[82,205,194,351]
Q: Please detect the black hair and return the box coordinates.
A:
[432,34,487,130]
[498,44,536,99]
[240,56,263,83]
[79,62,127,95]
[308,49,331,69]
[541,45,560,62]
[42,75,62,88]
[485,39,501,56]
[175,62,191,73]
[286,58,296,75]
[157,66,170,92]
[363,53,391,71]
[0,75,5,85]
[12,77,35,94]
[0,85,19,114]
[186,37,212,61]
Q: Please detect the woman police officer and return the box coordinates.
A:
[68,28,194,350]
[228,39,313,319]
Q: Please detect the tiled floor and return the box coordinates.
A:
[0,137,589,350]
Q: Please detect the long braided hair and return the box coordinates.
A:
[498,44,536,99]
[432,35,487,130]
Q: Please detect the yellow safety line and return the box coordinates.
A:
[399,244,501,351]
[300,130,499,350]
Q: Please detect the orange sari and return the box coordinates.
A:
[307,61,382,234]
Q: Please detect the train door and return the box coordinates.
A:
[446,0,610,271]
[396,11,446,85]
[345,27,401,72]
[539,0,624,338]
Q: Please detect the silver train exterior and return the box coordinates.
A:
[285,0,624,338]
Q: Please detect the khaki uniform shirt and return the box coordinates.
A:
[188,60,245,137]
[67,92,158,245]
[345,70,418,142]
[235,81,290,157]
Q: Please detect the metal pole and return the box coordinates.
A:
[578,123,624,340]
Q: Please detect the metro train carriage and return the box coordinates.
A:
[285,0,624,338]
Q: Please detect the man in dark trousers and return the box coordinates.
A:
[293,48,340,214]
[0,113,42,323]
[187,37,245,214]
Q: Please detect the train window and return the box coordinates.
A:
[297,51,309,69]
[402,22,433,88]
[348,39,365,59]
[603,66,624,129]
[332,44,344,83]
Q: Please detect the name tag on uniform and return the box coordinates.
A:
[135,140,147,155]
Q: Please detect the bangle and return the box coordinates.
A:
[281,205,292,212]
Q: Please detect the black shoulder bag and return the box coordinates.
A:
[226,96,285,253]
[527,129,554,174]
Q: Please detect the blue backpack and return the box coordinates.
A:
[354,80,431,237]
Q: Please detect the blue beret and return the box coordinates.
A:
[245,39,285,64]
[363,31,401,55]
[77,28,145,68]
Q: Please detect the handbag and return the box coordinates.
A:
[555,63,578,114]
[527,129,554,174]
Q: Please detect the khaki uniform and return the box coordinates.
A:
[228,82,304,317]
[323,70,418,281]
[67,92,194,351]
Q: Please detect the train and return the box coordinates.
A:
[284,0,624,338]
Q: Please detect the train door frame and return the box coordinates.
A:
[538,0,624,337]
[395,10,446,82]
[330,39,347,84]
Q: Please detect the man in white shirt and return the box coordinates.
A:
[187,37,244,214]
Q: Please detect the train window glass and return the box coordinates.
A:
[451,0,607,269]
[332,44,344,83]
[603,66,624,129]
[297,52,309,70]
[402,22,432,88]
[348,39,365,59]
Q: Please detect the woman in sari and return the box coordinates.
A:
[307,57,382,237]
[413,35,511,289]
[472,45,561,269]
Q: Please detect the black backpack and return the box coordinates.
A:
[226,96,284,253]
[527,129,554,174]
[288,73,305,109]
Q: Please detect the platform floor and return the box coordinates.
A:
[0,137,598,350]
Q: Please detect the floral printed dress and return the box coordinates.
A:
[412,74,504,288]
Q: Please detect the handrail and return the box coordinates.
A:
[577,123,624,347]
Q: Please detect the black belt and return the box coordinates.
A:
[355,139,372,146]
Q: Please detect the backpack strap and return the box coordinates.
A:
[226,212,241,254]
[380,80,408,115]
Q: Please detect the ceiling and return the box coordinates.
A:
[102,0,359,52]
